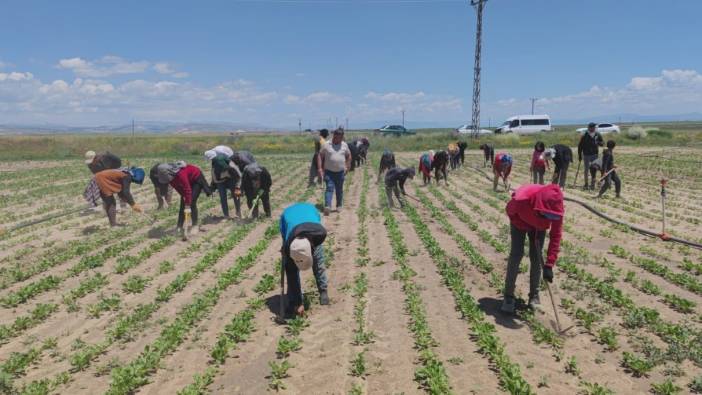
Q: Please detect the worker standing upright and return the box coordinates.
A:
[308,129,329,187]
[530,142,548,185]
[317,128,351,216]
[578,122,604,190]
[597,140,621,198]
[501,184,564,313]
[280,202,330,317]
[241,162,272,218]
[493,153,513,191]
[543,144,573,189]
[458,141,468,167]
[447,142,460,170]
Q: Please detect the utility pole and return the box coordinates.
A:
[131,119,135,139]
[470,0,487,139]
[402,109,405,127]
[298,118,302,134]
[345,118,349,132]
[530,98,538,115]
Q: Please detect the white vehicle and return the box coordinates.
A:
[454,124,493,135]
[576,123,620,134]
[494,115,552,134]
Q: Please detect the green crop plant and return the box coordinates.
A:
[268,360,292,390]
[122,275,150,294]
[87,293,121,318]
[596,327,618,351]
[350,351,368,377]
[621,352,655,377]
[579,381,615,395]
[276,337,302,358]
[564,356,581,377]
[690,375,702,393]
[663,293,696,314]
[651,378,683,395]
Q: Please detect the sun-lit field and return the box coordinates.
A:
[0,141,701,394]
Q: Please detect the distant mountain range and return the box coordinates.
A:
[1,113,701,135]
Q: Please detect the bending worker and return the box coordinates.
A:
[149,163,173,210]
[377,149,396,183]
[241,162,272,219]
[501,184,564,313]
[157,161,211,236]
[479,143,495,167]
[205,148,241,218]
[94,169,142,226]
[385,167,415,208]
[493,153,513,191]
[280,202,330,317]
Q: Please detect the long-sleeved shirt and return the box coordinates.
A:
[531,151,549,170]
[552,144,573,169]
[241,163,272,199]
[384,167,414,193]
[506,184,564,267]
[601,148,615,173]
[280,202,327,254]
[170,164,202,205]
[231,151,256,173]
[493,153,513,177]
[578,132,604,159]
[94,169,135,205]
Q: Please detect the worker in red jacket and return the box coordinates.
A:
[501,184,564,314]
[156,161,211,236]
[493,153,513,191]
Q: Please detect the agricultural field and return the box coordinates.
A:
[0,143,701,395]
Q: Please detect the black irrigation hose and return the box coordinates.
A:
[467,166,702,251]
[1,205,92,234]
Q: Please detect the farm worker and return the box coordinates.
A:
[358,137,370,165]
[578,122,604,190]
[530,141,549,185]
[418,151,434,185]
[543,144,573,189]
[308,129,329,187]
[280,202,330,317]
[377,149,396,183]
[205,149,242,218]
[458,141,468,166]
[94,169,142,227]
[241,162,272,218]
[501,184,564,313]
[230,150,256,173]
[597,140,621,198]
[493,153,513,191]
[588,157,603,189]
[347,137,361,171]
[432,150,450,184]
[317,128,351,216]
[447,142,460,170]
[85,151,122,174]
[384,167,415,208]
[157,161,212,236]
[149,163,173,210]
[479,143,495,167]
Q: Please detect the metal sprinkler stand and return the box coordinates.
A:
[660,178,669,240]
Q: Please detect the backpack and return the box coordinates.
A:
[128,167,146,185]
[501,154,513,166]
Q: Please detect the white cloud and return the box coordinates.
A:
[0,72,33,81]
[283,91,347,105]
[365,91,426,103]
[491,69,702,120]
[57,56,150,77]
[153,62,189,78]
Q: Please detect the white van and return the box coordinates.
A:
[494,115,552,134]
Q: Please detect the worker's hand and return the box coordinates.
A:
[542,266,554,283]
[234,188,241,197]
[131,203,143,213]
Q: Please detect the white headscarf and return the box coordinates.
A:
[213,145,234,157]
[204,150,217,161]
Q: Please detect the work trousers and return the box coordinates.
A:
[532,167,545,184]
[504,225,545,300]
[582,154,598,188]
[324,170,345,209]
[551,162,569,188]
[177,174,207,228]
[385,185,404,208]
[598,170,621,197]
[284,245,328,308]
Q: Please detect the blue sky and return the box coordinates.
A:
[1,0,701,128]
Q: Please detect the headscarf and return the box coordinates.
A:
[204,150,217,161]
[156,162,185,184]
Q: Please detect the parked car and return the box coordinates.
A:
[494,114,553,134]
[454,124,493,135]
[376,124,416,136]
[576,123,620,134]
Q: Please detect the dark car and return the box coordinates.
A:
[375,124,416,136]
